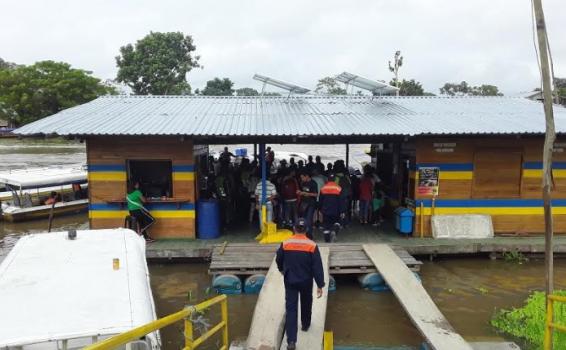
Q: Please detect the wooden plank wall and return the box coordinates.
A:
[87,136,195,238]
[414,136,566,236]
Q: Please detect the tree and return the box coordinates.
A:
[439,81,503,96]
[555,78,566,106]
[116,31,200,95]
[315,76,346,95]
[388,50,403,90]
[201,78,234,96]
[235,87,259,96]
[390,79,424,96]
[0,61,114,126]
[0,58,17,70]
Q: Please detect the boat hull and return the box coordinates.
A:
[2,199,88,222]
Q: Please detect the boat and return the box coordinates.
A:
[0,166,88,222]
[0,228,160,349]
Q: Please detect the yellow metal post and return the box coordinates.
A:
[221,298,229,348]
[323,331,334,350]
[544,297,554,350]
[419,202,424,238]
[185,316,194,350]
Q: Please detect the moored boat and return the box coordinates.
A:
[0,228,160,349]
[0,166,88,222]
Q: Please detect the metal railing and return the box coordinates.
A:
[544,294,566,350]
[84,294,228,350]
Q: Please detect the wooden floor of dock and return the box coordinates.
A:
[363,244,472,350]
[209,243,421,275]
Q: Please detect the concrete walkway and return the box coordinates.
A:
[146,222,566,259]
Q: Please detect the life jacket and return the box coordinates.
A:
[320,181,341,196]
[282,234,317,253]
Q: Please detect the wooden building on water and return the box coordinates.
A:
[15,95,566,238]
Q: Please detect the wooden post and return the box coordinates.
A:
[47,201,56,232]
[533,0,556,349]
[532,1,557,346]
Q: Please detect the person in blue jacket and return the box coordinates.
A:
[319,174,345,242]
[276,218,325,350]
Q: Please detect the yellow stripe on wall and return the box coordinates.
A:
[416,171,473,181]
[523,169,566,178]
[89,172,127,181]
[416,207,566,216]
[172,172,195,181]
[89,210,195,219]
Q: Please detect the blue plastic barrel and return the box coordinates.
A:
[212,274,242,295]
[197,199,221,239]
[244,274,266,294]
[395,207,415,235]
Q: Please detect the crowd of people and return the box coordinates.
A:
[205,147,386,242]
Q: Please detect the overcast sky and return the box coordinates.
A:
[1,0,564,95]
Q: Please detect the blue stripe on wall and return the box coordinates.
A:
[416,199,566,207]
[172,165,195,172]
[88,164,126,172]
[523,162,566,170]
[416,163,474,171]
[90,202,195,211]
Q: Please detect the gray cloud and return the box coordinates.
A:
[0,0,563,95]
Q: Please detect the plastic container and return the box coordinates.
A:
[197,199,221,239]
[212,274,242,295]
[243,274,266,294]
[395,207,414,235]
[235,148,247,157]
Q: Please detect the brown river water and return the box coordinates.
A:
[1,139,564,349]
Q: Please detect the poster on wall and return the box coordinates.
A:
[417,167,440,196]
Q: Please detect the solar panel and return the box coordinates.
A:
[335,72,399,95]
[253,74,311,94]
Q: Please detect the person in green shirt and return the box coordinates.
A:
[127,181,156,242]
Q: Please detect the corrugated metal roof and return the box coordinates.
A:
[14,95,566,137]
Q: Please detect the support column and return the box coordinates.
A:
[259,143,267,228]
[345,144,350,168]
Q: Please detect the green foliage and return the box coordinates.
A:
[0,60,114,126]
[201,78,234,96]
[263,92,282,96]
[502,250,529,264]
[388,50,403,74]
[491,290,566,349]
[440,81,503,96]
[116,31,200,95]
[0,57,18,70]
[315,76,346,95]
[235,87,259,96]
[390,79,425,96]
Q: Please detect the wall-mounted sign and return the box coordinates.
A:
[554,143,566,153]
[417,167,440,196]
[433,142,456,153]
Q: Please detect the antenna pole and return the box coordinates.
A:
[533,0,556,320]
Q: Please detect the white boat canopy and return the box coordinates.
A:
[0,166,87,190]
[0,229,157,347]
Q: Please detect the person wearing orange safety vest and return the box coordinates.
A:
[319,174,345,242]
[276,218,325,350]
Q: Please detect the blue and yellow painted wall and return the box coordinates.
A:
[414,137,566,235]
[86,137,196,238]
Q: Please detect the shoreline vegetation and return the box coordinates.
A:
[491,290,566,349]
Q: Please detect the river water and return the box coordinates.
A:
[1,139,563,349]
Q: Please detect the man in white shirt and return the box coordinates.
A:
[255,179,278,222]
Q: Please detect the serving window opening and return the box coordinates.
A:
[127,160,173,198]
